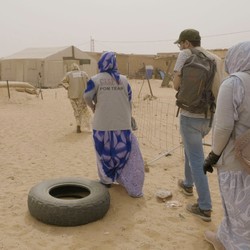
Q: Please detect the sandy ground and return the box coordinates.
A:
[0,80,223,250]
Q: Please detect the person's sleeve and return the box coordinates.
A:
[212,77,244,155]
[61,74,69,89]
[173,49,191,72]
[173,50,191,90]
[83,79,96,111]
[127,83,132,102]
[127,83,132,110]
[61,74,69,83]
[173,72,181,91]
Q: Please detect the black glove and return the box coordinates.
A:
[203,151,220,175]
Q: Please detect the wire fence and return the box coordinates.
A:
[130,79,212,166]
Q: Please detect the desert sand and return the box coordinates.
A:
[0,79,223,250]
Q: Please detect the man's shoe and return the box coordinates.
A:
[178,179,193,196]
[76,125,81,133]
[186,203,211,222]
[204,231,225,250]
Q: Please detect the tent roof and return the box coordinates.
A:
[3,46,70,60]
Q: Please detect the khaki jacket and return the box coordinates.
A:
[62,70,88,99]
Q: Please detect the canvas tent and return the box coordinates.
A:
[0,46,97,88]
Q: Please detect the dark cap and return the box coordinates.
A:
[174,29,201,44]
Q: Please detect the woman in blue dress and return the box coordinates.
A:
[84,51,144,197]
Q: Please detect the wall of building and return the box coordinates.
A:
[0,47,227,86]
[86,52,177,79]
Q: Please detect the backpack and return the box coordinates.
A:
[175,48,217,125]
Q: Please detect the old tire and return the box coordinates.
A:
[27,177,110,226]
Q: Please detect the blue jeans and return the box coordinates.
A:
[180,115,212,210]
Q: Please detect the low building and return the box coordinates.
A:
[1,46,97,88]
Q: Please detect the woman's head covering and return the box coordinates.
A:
[225,41,250,74]
[98,51,120,83]
[71,63,80,71]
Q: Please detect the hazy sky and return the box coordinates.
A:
[1,0,250,58]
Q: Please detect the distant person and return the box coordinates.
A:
[173,29,223,221]
[83,51,144,197]
[37,72,43,99]
[61,63,91,133]
[203,41,250,249]
[37,72,42,87]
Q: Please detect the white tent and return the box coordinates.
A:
[0,46,98,88]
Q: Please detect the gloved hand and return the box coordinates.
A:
[203,151,220,175]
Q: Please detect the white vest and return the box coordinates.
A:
[91,73,131,131]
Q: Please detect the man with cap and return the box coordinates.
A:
[173,29,223,222]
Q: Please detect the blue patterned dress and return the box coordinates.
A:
[84,52,144,197]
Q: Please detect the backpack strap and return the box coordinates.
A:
[209,102,216,127]
[176,107,180,117]
[189,48,208,59]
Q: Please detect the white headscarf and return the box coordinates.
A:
[71,63,80,71]
[225,41,250,74]
[223,41,250,121]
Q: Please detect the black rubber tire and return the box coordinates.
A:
[27,177,110,226]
